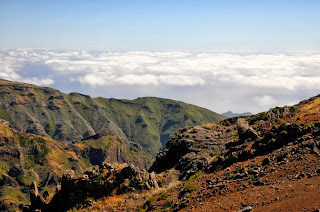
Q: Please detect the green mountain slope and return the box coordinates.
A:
[0,121,152,211]
[0,79,225,154]
[96,97,226,154]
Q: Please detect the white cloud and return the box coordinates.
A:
[1,48,320,113]
[2,49,320,89]
[159,75,205,86]
[22,77,55,86]
[253,95,277,107]
[115,74,159,86]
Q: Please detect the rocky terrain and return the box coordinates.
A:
[0,79,225,155]
[2,78,320,211]
[46,94,320,212]
[24,162,159,212]
[0,120,151,211]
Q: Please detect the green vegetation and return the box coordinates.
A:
[257,136,264,141]
[92,96,225,155]
[142,178,149,183]
[138,196,156,212]
[248,112,266,125]
[182,173,202,193]
[216,164,224,172]
[126,149,140,157]
[233,131,239,139]
[227,174,234,180]
[0,105,9,121]
[0,79,226,155]
[79,137,112,149]
[267,138,276,144]
[0,187,27,205]
[157,191,168,200]
[45,119,56,137]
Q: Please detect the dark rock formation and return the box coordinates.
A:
[237,118,258,141]
[24,162,159,212]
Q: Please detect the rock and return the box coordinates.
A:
[237,118,258,141]
[237,206,253,212]
[262,157,270,166]
[28,181,47,211]
[0,175,19,188]
[42,191,50,203]
[40,172,61,187]
[8,165,24,178]
[148,172,159,189]
[27,163,159,211]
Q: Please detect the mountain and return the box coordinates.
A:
[31,94,320,211]
[222,111,252,117]
[0,119,152,211]
[0,79,226,155]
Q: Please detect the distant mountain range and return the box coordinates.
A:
[222,111,252,117]
[0,79,225,155]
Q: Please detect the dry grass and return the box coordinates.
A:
[96,195,126,209]
[296,97,320,116]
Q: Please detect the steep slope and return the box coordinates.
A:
[145,95,320,211]
[0,79,225,154]
[51,94,320,211]
[0,120,151,211]
[0,79,125,142]
[95,97,225,154]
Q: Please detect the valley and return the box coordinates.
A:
[0,79,320,211]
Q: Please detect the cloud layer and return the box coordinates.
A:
[0,49,320,113]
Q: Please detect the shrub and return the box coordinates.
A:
[157,191,168,200]
[227,174,234,180]
[138,196,156,212]
[182,173,202,193]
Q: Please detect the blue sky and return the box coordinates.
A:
[1,1,320,114]
[1,0,320,50]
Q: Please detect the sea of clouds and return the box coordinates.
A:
[1,49,320,113]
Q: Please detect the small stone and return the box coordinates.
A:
[237,206,253,212]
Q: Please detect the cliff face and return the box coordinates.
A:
[0,121,151,211]
[0,79,225,155]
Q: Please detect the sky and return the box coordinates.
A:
[1,1,320,114]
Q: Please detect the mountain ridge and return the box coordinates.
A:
[222,111,252,118]
[0,79,226,155]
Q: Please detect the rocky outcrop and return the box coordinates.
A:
[24,162,159,212]
[149,124,233,179]
[237,118,258,141]
[78,130,154,169]
[0,122,153,211]
[150,95,320,181]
